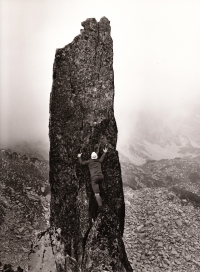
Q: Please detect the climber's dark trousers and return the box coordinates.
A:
[91,175,104,206]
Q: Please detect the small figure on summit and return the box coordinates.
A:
[78,146,108,207]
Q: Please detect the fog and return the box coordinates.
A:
[1,0,200,151]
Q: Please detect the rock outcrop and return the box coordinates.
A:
[29,17,132,271]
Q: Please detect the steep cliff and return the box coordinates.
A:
[29,17,132,271]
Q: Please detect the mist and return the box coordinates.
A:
[1,0,200,152]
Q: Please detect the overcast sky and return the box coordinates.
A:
[1,0,200,148]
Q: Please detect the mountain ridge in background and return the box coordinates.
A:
[118,106,200,165]
[0,140,49,161]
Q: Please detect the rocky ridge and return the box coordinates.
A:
[121,155,200,201]
[1,149,200,271]
[0,149,50,271]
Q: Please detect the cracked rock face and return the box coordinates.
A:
[29,17,132,271]
[82,205,131,272]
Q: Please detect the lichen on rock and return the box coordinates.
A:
[29,17,132,271]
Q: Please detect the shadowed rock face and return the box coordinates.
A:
[29,17,132,271]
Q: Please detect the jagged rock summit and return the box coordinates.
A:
[29,17,132,271]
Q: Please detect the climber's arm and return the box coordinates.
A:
[78,154,89,165]
[99,147,108,163]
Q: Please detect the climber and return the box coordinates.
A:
[77,146,108,207]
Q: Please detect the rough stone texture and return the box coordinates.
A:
[0,150,49,272]
[29,231,57,272]
[82,205,131,272]
[29,228,81,272]
[123,186,200,272]
[28,17,132,271]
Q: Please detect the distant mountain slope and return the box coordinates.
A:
[0,149,50,270]
[120,155,200,200]
[118,107,200,164]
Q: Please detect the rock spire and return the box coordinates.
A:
[29,17,132,271]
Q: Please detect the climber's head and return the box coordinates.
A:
[91,152,98,159]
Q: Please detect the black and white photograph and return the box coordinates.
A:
[1,0,200,271]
